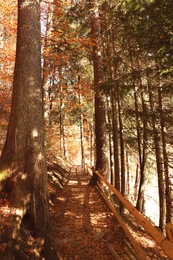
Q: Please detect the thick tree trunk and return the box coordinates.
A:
[0,0,49,238]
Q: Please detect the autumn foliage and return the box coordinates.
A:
[0,0,17,151]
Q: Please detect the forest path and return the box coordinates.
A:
[49,166,125,260]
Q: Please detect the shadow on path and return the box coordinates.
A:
[50,166,124,260]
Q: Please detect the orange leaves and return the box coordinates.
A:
[0,0,17,92]
[0,0,13,143]
[0,197,11,232]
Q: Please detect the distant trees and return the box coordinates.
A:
[41,0,173,228]
[42,0,94,164]
[99,0,173,230]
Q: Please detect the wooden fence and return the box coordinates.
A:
[85,164,173,259]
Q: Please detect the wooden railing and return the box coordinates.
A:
[166,223,173,243]
[85,165,173,259]
[92,169,173,260]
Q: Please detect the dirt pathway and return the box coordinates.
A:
[0,163,170,259]
[49,166,125,260]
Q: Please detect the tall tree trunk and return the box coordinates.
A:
[59,71,67,159]
[89,122,94,167]
[117,86,125,196]
[42,1,52,124]
[147,76,165,231]
[60,101,67,159]
[0,0,49,240]
[128,46,146,213]
[89,2,109,184]
[126,151,130,196]
[102,1,114,184]
[135,89,147,213]
[111,89,120,190]
[106,95,114,184]
[117,85,126,213]
[78,81,85,166]
[158,86,171,223]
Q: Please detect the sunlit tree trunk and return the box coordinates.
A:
[136,91,148,213]
[42,1,52,124]
[78,80,85,166]
[106,96,114,184]
[111,89,120,190]
[59,70,67,159]
[0,0,49,247]
[128,45,147,213]
[60,97,67,159]
[117,86,125,196]
[147,75,165,231]
[135,78,148,213]
[101,1,114,184]
[126,151,130,196]
[89,122,94,167]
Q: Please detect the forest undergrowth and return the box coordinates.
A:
[0,152,170,259]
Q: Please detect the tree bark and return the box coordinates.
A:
[135,89,147,213]
[111,89,120,190]
[0,0,49,238]
[88,2,109,186]
[147,76,165,231]
[128,45,147,213]
[106,96,114,184]
[78,81,85,166]
[117,86,125,197]
[158,86,172,223]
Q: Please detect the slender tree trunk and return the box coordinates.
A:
[126,151,130,196]
[117,85,126,213]
[117,86,125,196]
[78,84,85,166]
[147,77,165,231]
[42,1,51,124]
[158,86,171,223]
[59,73,67,159]
[128,46,146,213]
[89,122,94,167]
[89,2,109,184]
[106,96,114,184]
[134,164,139,202]
[111,89,120,190]
[60,107,67,159]
[135,91,147,213]
[133,85,145,212]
